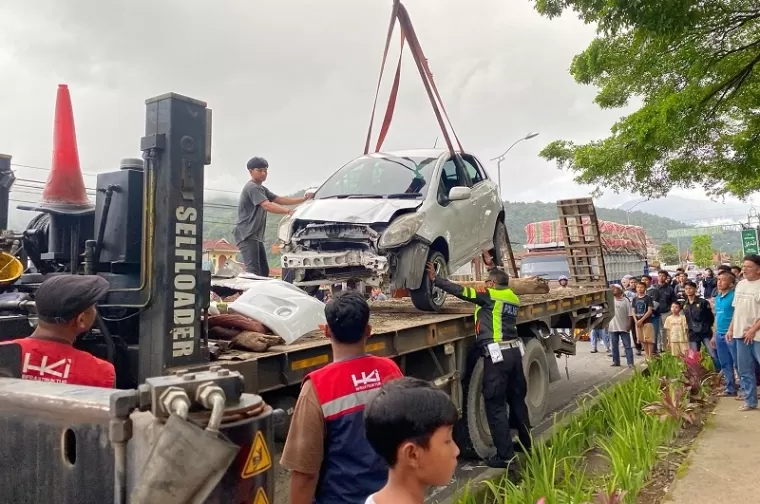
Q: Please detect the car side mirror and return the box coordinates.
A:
[448,186,472,201]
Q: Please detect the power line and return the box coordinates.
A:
[8,178,239,210]
[9,162,242,196]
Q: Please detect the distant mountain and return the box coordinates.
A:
[618,196,751,226]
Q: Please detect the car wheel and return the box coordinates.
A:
[492,220,512,270]
[410,250,448,312]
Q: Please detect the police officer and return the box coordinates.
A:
[425,253,530,474]
[0,275,115,387]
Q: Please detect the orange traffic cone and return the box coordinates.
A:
[38,84,94,214]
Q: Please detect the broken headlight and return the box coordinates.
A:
[277,215,293,242]
[378,212,426,249]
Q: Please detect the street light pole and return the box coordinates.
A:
[626,199,648,225]
[491,132,539,197]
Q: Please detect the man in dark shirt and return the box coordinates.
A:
[642,275,662,354]
[682,281,718,369]
[673,272,687,304]
[234,157,312,276]
[655,270,676,352]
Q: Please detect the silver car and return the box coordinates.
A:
[277,149,509,311]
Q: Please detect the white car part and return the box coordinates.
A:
[228,276,326,346]
[378,212,426,249]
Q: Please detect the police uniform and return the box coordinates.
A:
[0,275,115,388]
[433,272,531,466]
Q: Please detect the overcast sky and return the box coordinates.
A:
[0,0,734,211]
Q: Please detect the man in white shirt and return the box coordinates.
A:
[607,284,634,368]
[726,255,760,411]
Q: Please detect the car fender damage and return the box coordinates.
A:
[391,240,429,291]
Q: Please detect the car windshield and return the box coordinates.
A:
[315,155,438,199]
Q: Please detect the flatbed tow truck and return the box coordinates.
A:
[211,197,612,459]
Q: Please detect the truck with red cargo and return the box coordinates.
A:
[520,218,649,284]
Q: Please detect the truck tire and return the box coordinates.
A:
[457,356,496,459]
[454,339,550,459]
[522,338,550,425]
[492,220,510,269]
[410,250,448,312]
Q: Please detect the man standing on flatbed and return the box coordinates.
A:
[234,156,312,276]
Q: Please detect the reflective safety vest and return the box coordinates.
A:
[459,286,520,344]
[307,355,403,504]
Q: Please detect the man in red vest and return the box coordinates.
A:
[280,291,403,504]
[0,275,115,388]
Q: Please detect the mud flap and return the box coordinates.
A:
[391,241,429,290]
[130,414,239,504]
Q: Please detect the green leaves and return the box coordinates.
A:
[659,242,679,264]
[691,235,713,267]
[534,0,760,198]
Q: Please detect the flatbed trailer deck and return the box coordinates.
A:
[205,281,610,457]
[209,284,608,394]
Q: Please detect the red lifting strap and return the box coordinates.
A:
[364,0,464,156]
[363,1,401,155]
[375,32,404,153]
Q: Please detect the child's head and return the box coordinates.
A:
[364,377,460,486]
[635,281,646,294]
[671,301,681,314]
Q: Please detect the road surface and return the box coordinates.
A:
[272,341,634,504]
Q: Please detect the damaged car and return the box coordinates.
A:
[277,149,510,311]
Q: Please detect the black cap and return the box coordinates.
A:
[246,157,269,170]
[35,275,110,323]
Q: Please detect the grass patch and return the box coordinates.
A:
[457,350,715,504]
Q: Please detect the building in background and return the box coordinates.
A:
[202,238,240,274]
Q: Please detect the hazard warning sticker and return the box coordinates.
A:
[241,431,272,479]
[252,488,269,504]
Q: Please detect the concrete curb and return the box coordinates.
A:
[436,363,646,504]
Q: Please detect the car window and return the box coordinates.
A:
[437,159,460,201]
[461,156,484,185]
[316,155,438,199]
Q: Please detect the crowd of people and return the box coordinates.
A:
[593,258,760,411]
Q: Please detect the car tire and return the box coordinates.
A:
[492,220,511,270]
[410,250,448,312]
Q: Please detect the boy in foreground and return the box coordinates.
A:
[280,291,403,504]
[364,377,461,504]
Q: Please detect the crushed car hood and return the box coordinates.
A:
[293,198,422,224]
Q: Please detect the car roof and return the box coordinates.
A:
[372,148,459,159]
